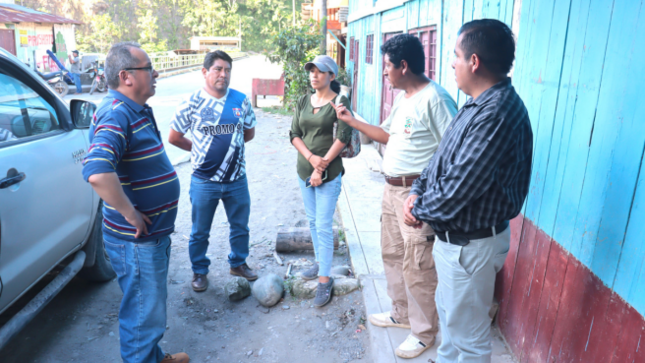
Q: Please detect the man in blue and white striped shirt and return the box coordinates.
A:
[169,50,258,292]
[403,19,533,362]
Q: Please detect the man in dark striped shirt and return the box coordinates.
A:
[403,19,533,362]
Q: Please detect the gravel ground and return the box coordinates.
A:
[1,107,370,363]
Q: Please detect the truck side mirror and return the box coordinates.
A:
[70,99,97,129]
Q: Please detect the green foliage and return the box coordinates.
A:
[336,67,351,87]
[25,0,307,53]
[262,106,292,116]
[283,275,297,296]
[267,21,323,111]
[77,13,122,54]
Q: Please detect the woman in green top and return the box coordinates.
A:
[289,55,353,307]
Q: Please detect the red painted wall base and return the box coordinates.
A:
[495,216,645,363]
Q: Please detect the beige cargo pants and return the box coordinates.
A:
[381,183,439,345]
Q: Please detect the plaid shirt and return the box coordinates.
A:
[410,78,533,233]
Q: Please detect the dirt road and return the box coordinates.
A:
[2,57,369,362]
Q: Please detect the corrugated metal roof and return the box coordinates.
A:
[0,3,81,24]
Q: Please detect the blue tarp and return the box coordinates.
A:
[46,50,73,83]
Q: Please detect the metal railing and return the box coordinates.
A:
[150,51,247,73]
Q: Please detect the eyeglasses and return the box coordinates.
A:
[123,66,154,74]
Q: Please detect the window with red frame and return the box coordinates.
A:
[365,34,374,64]
[349,37,355,61]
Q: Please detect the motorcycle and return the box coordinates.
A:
[36,69,69,97]
[87,61,107,95]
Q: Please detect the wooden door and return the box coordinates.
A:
[0,29,16,56]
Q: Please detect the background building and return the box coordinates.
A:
[189,36,241,52]
[0,0,80,70]
[346,0,645,362]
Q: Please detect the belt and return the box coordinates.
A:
[436,220,509,246]
[384,174,420,187]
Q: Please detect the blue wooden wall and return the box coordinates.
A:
[347,0,645,316]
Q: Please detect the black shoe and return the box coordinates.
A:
[314,277,334,308]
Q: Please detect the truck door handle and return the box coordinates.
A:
[0,172,26,189]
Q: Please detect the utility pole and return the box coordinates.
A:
[320,0,327,55]
[292,0,296,26]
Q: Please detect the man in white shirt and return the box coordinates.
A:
[333,34,457,359]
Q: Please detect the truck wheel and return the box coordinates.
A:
[79,206,116,282]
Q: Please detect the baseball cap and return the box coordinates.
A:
[304,55,338,76]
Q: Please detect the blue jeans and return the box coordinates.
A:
[71,73,82,93]
[189,174,251,274]
[298,173,342,277]
[103,234,171,363]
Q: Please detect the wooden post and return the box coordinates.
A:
[321,0,327,55]
[275,227,339,252]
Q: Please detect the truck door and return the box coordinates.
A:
[0,63,92,311]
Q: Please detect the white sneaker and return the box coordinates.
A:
[368,311,411,329]
[395,334,433,359]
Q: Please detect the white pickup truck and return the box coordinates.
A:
[0,47,114,347]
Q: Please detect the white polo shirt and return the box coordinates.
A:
[380,81,457,177]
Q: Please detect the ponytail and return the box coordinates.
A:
[330,80,341,94]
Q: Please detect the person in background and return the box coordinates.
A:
[169,50,258,292]
[404,19,533,363]
[289,55,353,308]
[332,34,457,359]
[82,42,188,363]
[68,50,83,94]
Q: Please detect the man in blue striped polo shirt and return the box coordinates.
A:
[169,50,257,292]
[82,42,188,363]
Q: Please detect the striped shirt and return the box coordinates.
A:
[410,78,533,233]
[170,88,256,182]
[82,90,180,242]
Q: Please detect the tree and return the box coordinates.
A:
[267,21,322,111]
[78,13,122,53]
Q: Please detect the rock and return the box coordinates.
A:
[225,277,251,302]
[291,278,318,299]
[331,265,351,276]
[330,274,347,280]
[252,273,284,307]
[333,278,360,296]
[282,304,290,310]
[325,320,339,331]
[291,277,361,299]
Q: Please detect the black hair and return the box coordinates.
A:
[458,19,515,75]
[380,34,425,75]
[204,50,233,70]
[330,77,341,93]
